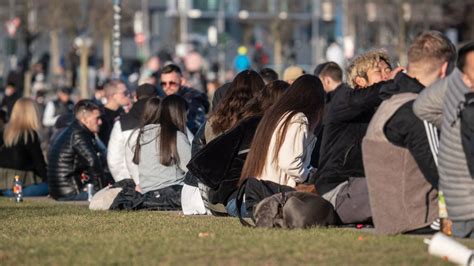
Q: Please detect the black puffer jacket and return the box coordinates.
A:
[47,120,104,199]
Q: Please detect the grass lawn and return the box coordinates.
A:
[1,198,473,265]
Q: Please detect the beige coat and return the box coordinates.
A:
[258,112,316,188]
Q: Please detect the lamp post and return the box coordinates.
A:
[178,0,188,44]
[74,37,93,99]
[217,0,225,83]
[141,0,151,59]
[112,0,122,78]
[7,0,18,71]
[311,0,321,67]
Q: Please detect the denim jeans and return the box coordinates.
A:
[56,191,89,201]
[225,198,250,218]
[452,220,474,238]
[1,182,49,197]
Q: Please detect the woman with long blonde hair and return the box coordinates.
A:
[0,98,48,196]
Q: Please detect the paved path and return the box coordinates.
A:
[3,196,89,206]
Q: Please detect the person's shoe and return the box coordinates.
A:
[406,225,438,235]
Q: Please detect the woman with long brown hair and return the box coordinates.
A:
[186,80,290,216]
[0,98,48,196]
[240,74,325,187]
[131,95,190,209]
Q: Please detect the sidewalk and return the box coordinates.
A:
[2,196,89,206]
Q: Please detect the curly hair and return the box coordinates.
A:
[209,70,264,135]
[346,50,390,88]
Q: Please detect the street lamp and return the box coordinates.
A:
[112,0,122,78]
[74,36,93,99]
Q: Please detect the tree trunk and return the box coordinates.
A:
[23,71,32,97]
[79,46,90,99]
[272,20,283,76]
[103,34,111,76]
[50,30,62,77]
[398,2,407,67]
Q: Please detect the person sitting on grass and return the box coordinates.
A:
[0,98,48,196]
[108,83,159,186]
[237,75,325,214]
[414,41,474,238]
[47,100,105,201]
[363,31,456,235]
[186,80,289,217]
[188,70,264,215]
[130,95,190,209]
[314,50,402,225]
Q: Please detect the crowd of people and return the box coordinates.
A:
[0,30,473,238]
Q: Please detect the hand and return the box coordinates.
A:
[309,167,318,177]
[295,183,319,195]
[307,167,318,183]
[388,66,405,80]
[135,185,142,193]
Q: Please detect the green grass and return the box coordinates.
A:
[1,198,472,265]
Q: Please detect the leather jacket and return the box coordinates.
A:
[47,120,104,199]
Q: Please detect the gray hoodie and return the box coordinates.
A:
[137,124,191,194]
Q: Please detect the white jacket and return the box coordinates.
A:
[258,112,316,187]
[107,120,139,184]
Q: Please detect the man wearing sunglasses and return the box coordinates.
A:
[160,64,209,134]
[98,80,131,146]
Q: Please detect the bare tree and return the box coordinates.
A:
[89,0,114,75]
[89,0,139,75]
[40,0,81,77]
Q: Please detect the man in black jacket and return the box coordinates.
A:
[48,100,105,200]
[159,64,209,134]
[311,62,343,168]
[315,50,402,224]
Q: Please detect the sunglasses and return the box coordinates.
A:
[160,81,178,87]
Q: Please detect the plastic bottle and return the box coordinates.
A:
[439,191,452,236]
[13,175,23,202]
